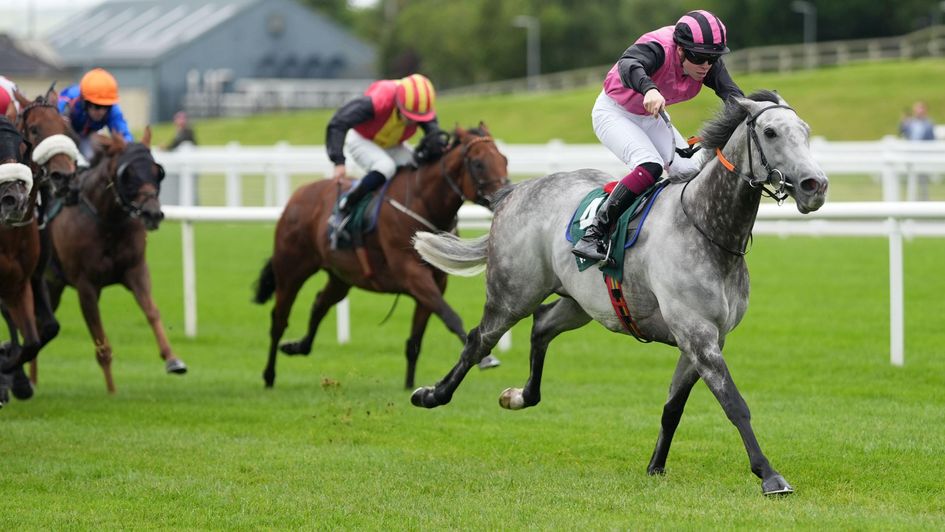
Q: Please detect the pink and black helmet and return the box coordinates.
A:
[673,10,730,55]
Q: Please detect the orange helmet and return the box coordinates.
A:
[79,68,120,106]
[395,74,436,122]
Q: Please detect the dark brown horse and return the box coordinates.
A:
[45,130,187,393]
[7,87,80,393]
[253,125,509,389]
[0,108,41,408]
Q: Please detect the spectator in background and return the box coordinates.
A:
[899,101,935,141]
[899,101,936,200]
[164,111,197,150]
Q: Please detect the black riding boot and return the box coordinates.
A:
[571,183,637,262]
[337,170,386,220]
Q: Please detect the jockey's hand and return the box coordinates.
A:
[332,164,346,181]
[643,89,666,118]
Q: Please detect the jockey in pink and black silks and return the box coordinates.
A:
[325,74,441,219]
[57,68,133,163]
[573,10,745,263]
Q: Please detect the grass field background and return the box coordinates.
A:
[146,60,945,145]
[3,222,945,528]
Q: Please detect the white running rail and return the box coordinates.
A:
[164,201,945,366]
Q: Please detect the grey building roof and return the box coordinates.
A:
[46,0,258,66]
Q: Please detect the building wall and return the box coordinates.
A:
[154,0,376,122]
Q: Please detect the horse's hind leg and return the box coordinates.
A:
[674,325,792,496]
[646,353,700,475]
[263,259,317,388]
[499,297,591,410]
[280,274,350,356]
[404,302,432,390]
[411,295,536,409]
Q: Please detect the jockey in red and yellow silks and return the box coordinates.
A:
[325,73,441,219]
[573,10,745,263]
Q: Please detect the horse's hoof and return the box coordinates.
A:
[11,367,33,400]
[478,355,501,370]
[165,359,188,374]
[498,387,526,410]
[647,466,665,476]
[410,386,442,408]
[279,341,311,356]
[762,474,794,496]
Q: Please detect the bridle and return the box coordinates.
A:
[681,103,796,256]
[715,104,795,204]
[440,135,509,207]
[18,92,79,192]
[109,153,164,219]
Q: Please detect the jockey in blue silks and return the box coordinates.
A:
[58,68,133,162]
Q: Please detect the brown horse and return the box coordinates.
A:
[0,108,41,408]
[45,130,187,393]
[253,125,509,389]
[6,87,80,393]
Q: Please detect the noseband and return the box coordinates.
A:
[441,135,507,207]
[716,104,795,204]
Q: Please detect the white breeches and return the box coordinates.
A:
[591,90,704,178]
[344,129,415,179]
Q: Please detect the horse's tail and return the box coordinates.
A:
[413,232,489,276]
[252,258,276,304]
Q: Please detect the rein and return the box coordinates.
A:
[680,104,795,256]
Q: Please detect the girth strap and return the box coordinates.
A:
[603,274,650,343]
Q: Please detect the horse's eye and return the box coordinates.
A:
[764,128,777,139]
[29,126,40,138]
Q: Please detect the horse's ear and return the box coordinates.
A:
[141,125,152,148]
[454,124,467,138]
[478,121,490,135]
[14,90,31,108]
[4,99,16,122]
[44,88,58,106]
[732,96,764,116]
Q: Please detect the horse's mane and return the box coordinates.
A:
[699,90,782,151]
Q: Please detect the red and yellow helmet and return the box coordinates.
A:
[395,74,436,122]
[79,68,120,106]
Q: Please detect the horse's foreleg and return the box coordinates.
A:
[681,333,792,496]
[280,274,349,356]
[500,298,591,410]
[125,265,186,374]
[647,353,700,475]
[33,228,60,347]
[75,282,116,393]
[2,287,41,400]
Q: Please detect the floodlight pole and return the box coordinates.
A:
[790,0,817,45]
[513,15,541,91]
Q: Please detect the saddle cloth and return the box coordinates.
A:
[328,174,401,249]
[566,180,667,278]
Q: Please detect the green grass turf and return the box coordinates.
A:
[2,222,944,528]
[147,59,945,145]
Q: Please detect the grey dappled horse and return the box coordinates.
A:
[410,91,828,496]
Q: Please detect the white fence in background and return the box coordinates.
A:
[154,137,945,208]
[164,201,945,367]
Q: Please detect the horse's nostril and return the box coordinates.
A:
[800,178,822,193]
[1,195,16,207]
